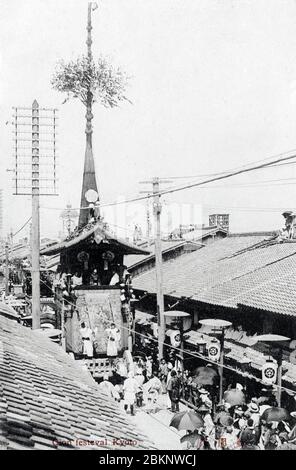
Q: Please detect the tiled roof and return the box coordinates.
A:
[0,315,154,450]
[0,240,58,263]
[40,222,150,256]
[133,235,296,317]
[0,301,19,320]
[125,239,201,269]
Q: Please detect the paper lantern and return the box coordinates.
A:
[262,360,278,385]
[207,338,221,362]
[170,330,181,348]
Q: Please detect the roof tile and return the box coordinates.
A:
[0,314,154,450]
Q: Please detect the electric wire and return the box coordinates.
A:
[37,278,296,397]
[39,151,296,213]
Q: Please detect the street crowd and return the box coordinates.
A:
[97,356,296,450]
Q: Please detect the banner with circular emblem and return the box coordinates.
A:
[207,339,221,362]
[262,360,278,385]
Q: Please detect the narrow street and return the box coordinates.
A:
[125,395,187,450]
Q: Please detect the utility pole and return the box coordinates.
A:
[12,102,58,330]
[153,177,165,359]
[5,237,9,296]
[31,100,41,329]
[146,196,152,246]
[139,177,171,359]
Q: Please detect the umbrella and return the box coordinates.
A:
[224,389,245,406]
[261,407,290,423]
[213,411,233,427]
[259,404,272,416]
[254,334,290,342]
[250,334,290,346]
[170,410,204,432]
[193,366,218,386]
[199,319,232,329]
[164,310,190,318]
[180,431,204,449]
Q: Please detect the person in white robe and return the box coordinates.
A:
[97,374,120,401]
[80,322,94,358]
[144,373,162,412]
[105,323,121,358]
[123,371,139,415]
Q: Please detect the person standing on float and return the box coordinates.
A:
[105,323,121,361]
[80,322,94,358]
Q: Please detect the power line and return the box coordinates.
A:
[12,217,32,238]
[165,160,296,180]
[38,278,296,396]
[166,177,296,191]
[40,151,296,213]
[157,153,296,200]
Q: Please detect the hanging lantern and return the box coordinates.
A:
[120,289,126,302]
[170,330,181,348]
[207,338,221,362]
[262,359,278,385]
[77,251,89,270]
[101,251,115,270]
[128,310,134,327]
[152,322,158,338]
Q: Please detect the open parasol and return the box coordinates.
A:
[213,411,233,427]
[170,410,204,432]
[164,310,191,318]
[224,389,245,406]
[180,431,205,449]
[261,407,290,423]
[250,334,290,346]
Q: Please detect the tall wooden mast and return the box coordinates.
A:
[78,2,99,228]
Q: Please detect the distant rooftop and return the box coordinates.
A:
[133,233,296,318]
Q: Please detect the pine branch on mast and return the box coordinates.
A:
[51,2,130,228]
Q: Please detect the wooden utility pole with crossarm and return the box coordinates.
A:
[139,177,171,359]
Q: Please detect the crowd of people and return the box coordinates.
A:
[97,356,184,415]
[180,399,296,450]
[96,354,296,450]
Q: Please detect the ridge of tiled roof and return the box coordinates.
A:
[228,231,277,237]
[40,222,150,257]
[126,239,201,269]
[133,235,296,317]
[0,316,154,450]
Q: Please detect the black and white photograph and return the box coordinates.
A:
[1,0,296,457]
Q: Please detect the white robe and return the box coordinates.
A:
[80,326,93,357]
[98,380,120,400]
[106,328,120,357]
[123,377,139,405]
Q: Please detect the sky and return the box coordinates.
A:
[1,0,296,241]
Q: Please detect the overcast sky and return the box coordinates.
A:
[1,0,296,240]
